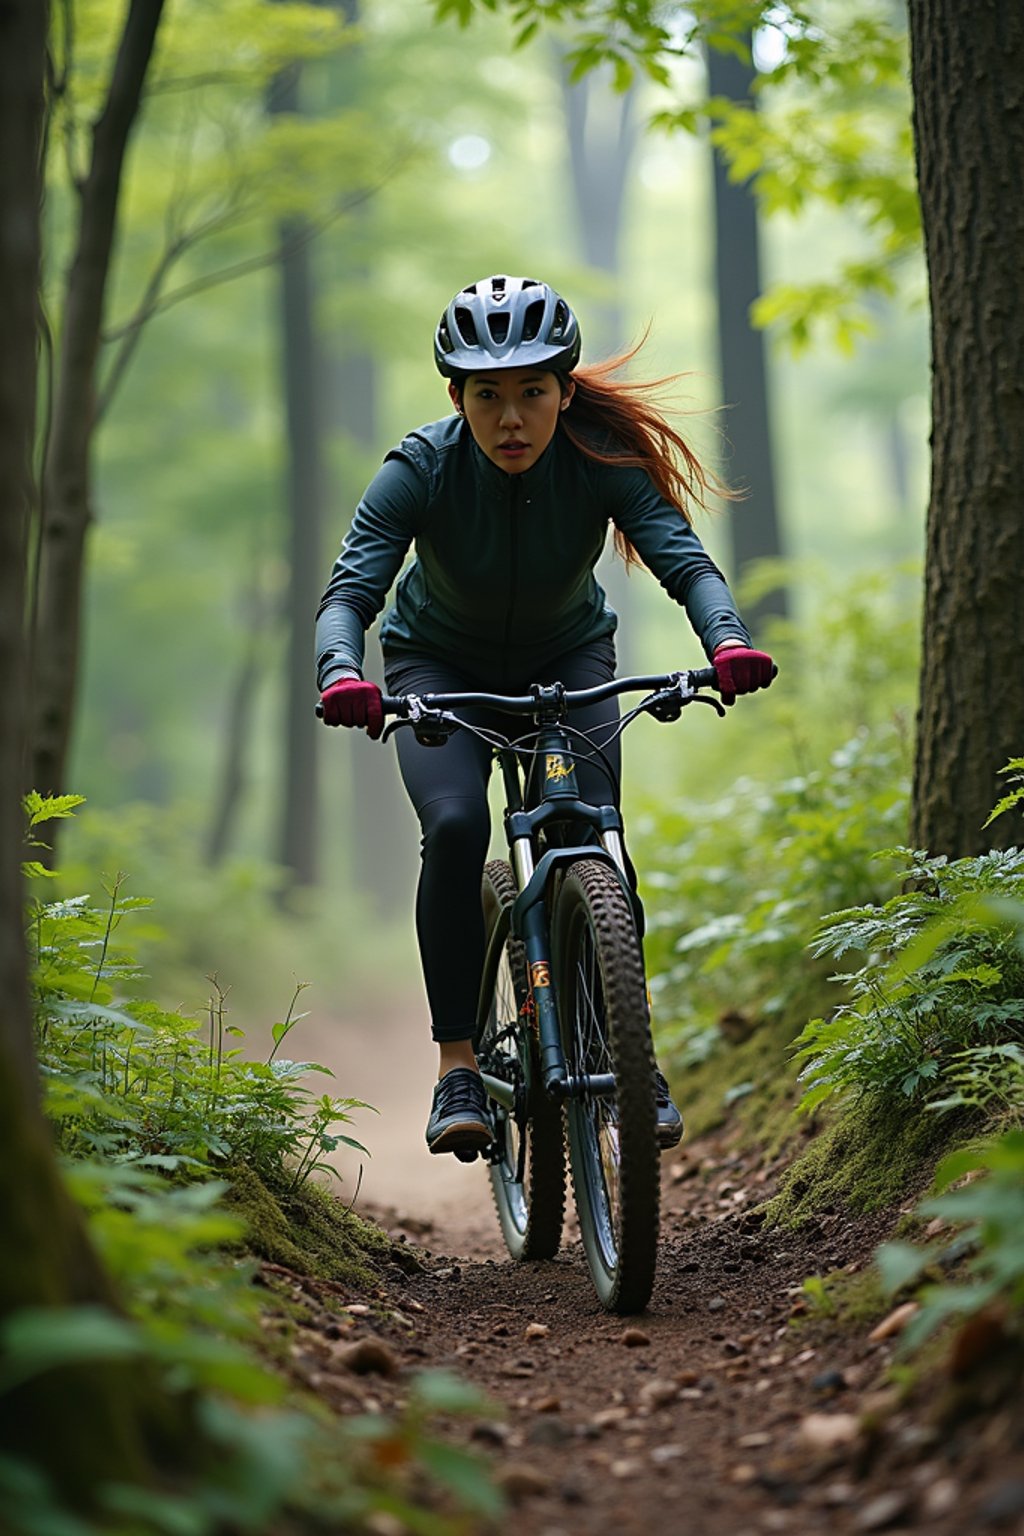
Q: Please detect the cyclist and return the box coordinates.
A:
[316,275,774,1159]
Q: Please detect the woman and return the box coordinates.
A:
[316,274,773,1157]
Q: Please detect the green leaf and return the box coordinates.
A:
[0,1306,145,1393]
[24,792,87,828]
[876,1240,936,1296]
[410,1369,494,1415]
[415,1441,504,1516]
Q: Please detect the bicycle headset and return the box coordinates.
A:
[434,274,582,379]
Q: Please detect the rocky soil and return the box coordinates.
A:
[269,1125,1024,1536]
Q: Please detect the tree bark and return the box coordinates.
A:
[559,57,638,361]
[270,65,323,892]
[559,56,640,666]
[0,2,186,1505]
[0,0,47,1109]
[31,0,165,821]
[706,38,786,622]
[907,0,1024,855]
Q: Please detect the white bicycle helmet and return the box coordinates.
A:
[434,274,582,378]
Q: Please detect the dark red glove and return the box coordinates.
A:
[712,644,775,707]
[320,677,384,738]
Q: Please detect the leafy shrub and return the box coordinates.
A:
[794,843,1024,1112]
[637,566,919,1072]
[876,1130,1024,1351]
[26,796,370,1189]
[643,726,909,1066]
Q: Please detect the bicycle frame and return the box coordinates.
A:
[367,668,727,1112]
[478,717,630,1107]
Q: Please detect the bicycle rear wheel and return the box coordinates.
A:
[475,860,565,1260]
[553,858,659,1313]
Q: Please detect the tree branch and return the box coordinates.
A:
[94,182,379,419]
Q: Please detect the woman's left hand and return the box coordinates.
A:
[712,643,775,706]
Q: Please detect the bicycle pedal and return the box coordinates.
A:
[454,1148,479,1164]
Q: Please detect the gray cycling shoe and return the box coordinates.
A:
[655,1068,684,1150]
[426,1068,493,1157]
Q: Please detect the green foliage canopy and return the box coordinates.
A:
[430,0,922,350]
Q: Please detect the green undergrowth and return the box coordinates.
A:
[669,1007,804,1149]
[6,796,496,1536]
[796,1264,888,1336]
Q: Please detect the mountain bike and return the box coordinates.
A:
[374,665,730,1314]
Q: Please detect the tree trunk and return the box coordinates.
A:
[205,580,270,867]
[270,65,323,892]
[706,38,786,622]
[559,56,640,666]
[0,3,189,1505]
[559,56,637,361]
[906,0,1024,856]
[31,0,165,831]
[0,0,47,1109]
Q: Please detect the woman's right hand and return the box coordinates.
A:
[319,677,384,738]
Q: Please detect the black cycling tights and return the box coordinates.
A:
[384,639,622,1043]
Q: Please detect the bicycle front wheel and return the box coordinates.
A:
[553,858,659,1313]
[475,860,565,1261]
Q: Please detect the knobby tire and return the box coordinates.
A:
[476,859,565,1261]
[553,858,659,1313]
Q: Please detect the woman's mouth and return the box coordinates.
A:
[498,440,528,456]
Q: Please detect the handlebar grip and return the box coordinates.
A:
[691,666,719,691]
[314,695,404,721]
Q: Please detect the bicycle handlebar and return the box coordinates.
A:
[377,667,722,718]
[315,666,726,721]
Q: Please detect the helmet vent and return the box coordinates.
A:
[454,306,479,346]
[488,312,510,344]
[522,299,544,343]
[550,300,570,341]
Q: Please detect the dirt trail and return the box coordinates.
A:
[296,1000,1024,1534]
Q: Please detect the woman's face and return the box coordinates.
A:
[450,367,574,474]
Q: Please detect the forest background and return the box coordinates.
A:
[51,0,928,1025]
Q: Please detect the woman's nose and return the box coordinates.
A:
[499,399,523,427]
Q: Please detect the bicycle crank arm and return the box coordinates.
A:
[479,1072,516,1112]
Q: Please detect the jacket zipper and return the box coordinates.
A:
[501,477,520,682]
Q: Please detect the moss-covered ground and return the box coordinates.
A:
[226,1164,397,1290]
[664,1012,976,1231]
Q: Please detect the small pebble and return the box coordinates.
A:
[495,1464,553,1502]
[333,1338,398,1376]
[621,1327,651,1348]
[852,1490,912,1531]
[868,1302,919,1342]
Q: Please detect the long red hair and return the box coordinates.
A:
[559,342,731,568]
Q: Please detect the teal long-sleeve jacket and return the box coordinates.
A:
[315,415,751,691]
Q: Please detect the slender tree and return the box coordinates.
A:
[906,0,1024,855]
[558,56,641,663]
[706,36,786,621]
[269,58,325,891]
[31,0,166,807]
